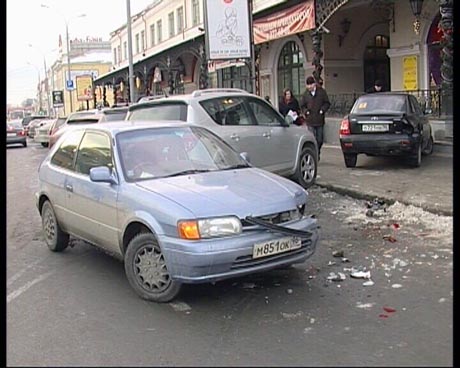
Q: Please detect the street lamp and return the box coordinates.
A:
[40,4,86,114]
[28,44,52,117]
[27,62,42,113]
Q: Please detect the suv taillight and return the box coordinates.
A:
[340,118,351,136]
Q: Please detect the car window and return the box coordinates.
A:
[8,121,22,129]
[247,98,284,126]
[75,132,113,175]
[128,103,187,121]
[101,111,127,122]
[116,126,246,182]
[67,118,100,125]
[50,130,85,171]
[200,97,253,126]
[351,95,406,115]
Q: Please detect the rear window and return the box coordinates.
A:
[67,118,100,125]
[8,122,22,129]
[351,95,406,115]
[102,111,128,121]
[128,103,187,121]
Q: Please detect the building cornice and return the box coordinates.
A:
[386,44,420,58]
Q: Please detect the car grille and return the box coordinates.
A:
[230,238,313,270]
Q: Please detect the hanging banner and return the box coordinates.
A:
[204,0,252,60]
[76,75,94,101]
[253,0,315,44]
[403,56,418,90]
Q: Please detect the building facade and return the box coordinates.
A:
[94,0,452,120]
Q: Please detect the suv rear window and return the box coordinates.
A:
[128,102,187,121]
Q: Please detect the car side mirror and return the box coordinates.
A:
[89,166,118,185]
[240,152,250,163]
[424,108,432,115]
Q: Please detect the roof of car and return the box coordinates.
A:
[129,88,254,110]
[73,120,193,135]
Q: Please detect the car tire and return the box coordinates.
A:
[294,146,317,189]
[41,201,69,252]
[422,136,434,156]
[124,233,182,302]
[343,153,357,168]
[408,142,422,168]
[41,142,49,148]
[23,141,27,148]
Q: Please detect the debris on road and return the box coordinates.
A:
[286,288,293,294]
[383,235,397,243]
[350,270,371,279]
[328,261,337,266]
[332,250,344,258]
[391,284,403,289]
[327,272,346,281]
[379,314,389,318]
[363,280,375,286]
[383,306,396,313]
[281,311,302,319]
[341,257,350,263]
[356,302,375,309]
[241,282,256,289]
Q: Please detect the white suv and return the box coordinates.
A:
[126,88,318,188]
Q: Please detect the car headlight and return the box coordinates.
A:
[178,216,242,240]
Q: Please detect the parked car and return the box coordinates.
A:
[49,116,67,136]
[36,121,319,302]
[7,120,27,147]
[48,108,129,148]
[339,92,434,168]
[126,88,319,189]
[34,119,56,147]
[22,115,48,137]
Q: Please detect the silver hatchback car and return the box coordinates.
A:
[36,121,319,302]
[127,89,318,188]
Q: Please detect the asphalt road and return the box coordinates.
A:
[7,139,453,366]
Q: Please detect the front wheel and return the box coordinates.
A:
[293,146,317,189]
[41,142,49,148]
[124,233,182,302]
[343,153,357,168]
[41,201,69,252]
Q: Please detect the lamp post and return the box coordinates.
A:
[28,44,53,117]
[40,4,86,114]
[126,0,135,103]
[27,62,42,113]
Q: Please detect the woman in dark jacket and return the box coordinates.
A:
[278,88,300,118]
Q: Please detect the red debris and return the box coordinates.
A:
[383,307,396,313]
[379,314,389,318]
[383,235,397,243]
[392,223,400,229]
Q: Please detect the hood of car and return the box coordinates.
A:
[135,168,307,219]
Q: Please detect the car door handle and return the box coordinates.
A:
[262,132,271,138]
[65,184,73,192]
[230,134,240,141]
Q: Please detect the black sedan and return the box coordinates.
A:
[339,92,433,168]
[7,120,27,147]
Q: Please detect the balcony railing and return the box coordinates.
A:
[325,87,453,118]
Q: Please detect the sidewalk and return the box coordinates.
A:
[314,144,453,216]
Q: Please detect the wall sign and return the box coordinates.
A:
[403,56,418,90]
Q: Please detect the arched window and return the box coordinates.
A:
[277,41,304,100]
[427,13,442,87]
[363,34,390,91]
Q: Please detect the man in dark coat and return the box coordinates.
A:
[300,76,331,161]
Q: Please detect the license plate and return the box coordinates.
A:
[253,236,302,259]
[362,124,389,132]
[7,133,16,137]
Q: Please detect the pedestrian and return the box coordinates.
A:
[300,76,330,161]
[367,79,385,93]
[278,88,301,123]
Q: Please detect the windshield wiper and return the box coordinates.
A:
[222,164,250,170]
[164,169,212,178]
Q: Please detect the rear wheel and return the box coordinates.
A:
[408,142,422,167]
[343,153,357,168]
[422,136,434,156]
[22,140,27,147]
[294,146,317,189]
[41,201,69,252]
[124,233,182,302]
[41,142,49,148]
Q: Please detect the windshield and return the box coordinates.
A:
[351,95,406,115]
[7,121,22,129]
[117,126,249,182]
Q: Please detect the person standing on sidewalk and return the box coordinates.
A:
[366,79,385,93]
[301,76,330,161]
[278,88,301,123]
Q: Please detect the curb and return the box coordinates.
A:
[313,182,453,217]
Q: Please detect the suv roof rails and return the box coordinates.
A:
[191,88,250,98]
